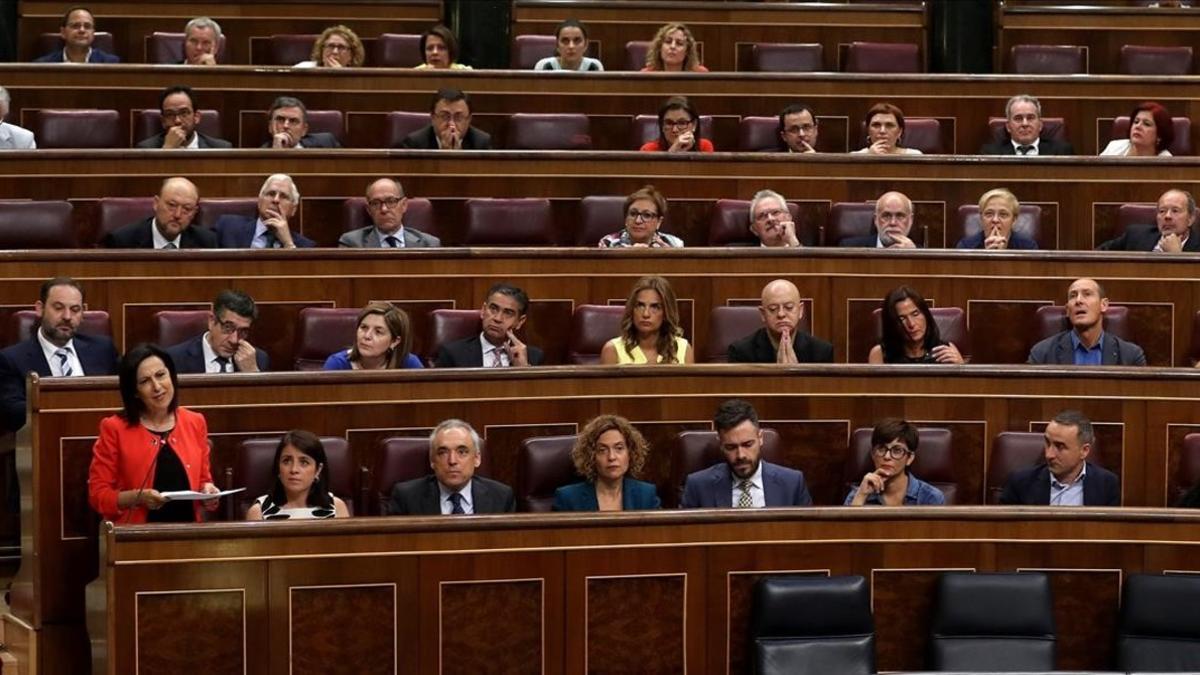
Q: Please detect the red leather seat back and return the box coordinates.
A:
[506,113,592,150]
[426,309,483,366]
[463,198,555,246]
[0,200,77,248]
[154,310,210,349]
[373,33,422,67]
[293,307,360,370]
[845,41,920,73]
[568,305,624,364]
[750,43,823,72]
[34,109,121,149]
[517,435,579,512]
[1009,44,1086,74]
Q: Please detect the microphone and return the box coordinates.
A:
[119,434,162,525]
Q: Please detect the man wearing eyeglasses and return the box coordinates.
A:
[339,178,440,248]
[436,283,544,367]
[727,279,833,364]
[136,85,232,149]
[748,189,802,248]
[166,289,269,373]
[777,103,819,154]
[845,418,945,506]
[261,96,341,149]
[101,177,216,249]
[33,7,120,63]
[399,89,493,150]
[839,191,919,249]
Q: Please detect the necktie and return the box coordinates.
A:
[448,492,465,514]
[215,356,231,373]
[54,347,73,376]
[264,231,279,249]
[736,479,754,508]
[489,348,504,368]
[162,242,177,250]
[1017,145,1033,155]
[384,235,400,248]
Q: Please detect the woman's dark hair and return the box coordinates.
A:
[555,18,588,42]
[419,24,459,64]
[1129,101,1173,153]
[118,343,179,425]
[879,285,941,363]
[267,430,334,509]
[655,95,703,151]
[863,102,906,147]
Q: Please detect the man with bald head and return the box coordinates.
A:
[749,189,801,248]
[1098,189,1200,252]
[839,191,918,249]
[339,178,441,248]
[727,279,834,364]
[1028,278,1146,365]
[102,177,216,249]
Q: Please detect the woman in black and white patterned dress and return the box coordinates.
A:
[246,430,349,520]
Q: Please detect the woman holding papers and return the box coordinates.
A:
[246,430,349,520]
[88,344,219,523]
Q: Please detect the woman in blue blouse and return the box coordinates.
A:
[324,301,422,370]
[553,415,661,511]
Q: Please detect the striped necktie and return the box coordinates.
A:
[54,347,74,376]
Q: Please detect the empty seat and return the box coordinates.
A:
[577,195,626,246]
[987,116,1069,144]
[1117,573,1200,671]
[33,109,121,149]
[512,34,557,69]
[624,41,650,71]
[1034,304,1131,343]
[266,34,318,65]
[516,435,578,512]
[737,116,783,153]
[749,575,875,675]
[1116,202,1157,236]
[1110,116,1192,155]
[385,111,431,148]
[956,204,1043,247]
[1119,44,1193,75]
[11,309,110,345]
[506,113,591,150]
[986,432,1045,504]
[1009,44,1086,74]
[373,33,422,68]
[567,305,624,364]
[462,198,555,246]
[292,307,360,370]
[35,32,115,58]
[153,310,210,349]
[133,109,222,146]
[672,429,783,507]
[146,31,227,64]
[304,110,347,145]
[870,306,969,361]
[930,572,1056,671]
[340,197,435,236]
[844,426,958,503]
[0,201,77,249]
[631,114,714,149]
[749,43,823,72]
[703,306,763,363]
[227,436,355,519]
[373,436,431,515]
[196,198,258,231]
[426,309,482,366]
[844,41,920,73]
[95,197,154,245]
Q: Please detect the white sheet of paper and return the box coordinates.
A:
[160,487,246,501]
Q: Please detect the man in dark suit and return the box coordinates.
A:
[101,177,217,249]
[1098,189,1200,253]
[979,95,1074,156]
[213,174,315,248]
[165,289,269,374]
[1028,278,1147,366]
[728,279,833,364]
[33,7,120,63]
[1000,410,1120,506]
[436,283,545,367]
[136,85,232,149]
[399,88,493,150]
[0,277,119,431]
[385,420,515,515]
[261,95,341,149]
[839,191,919,249]
[681,400,812,508]
[338,178,441,248]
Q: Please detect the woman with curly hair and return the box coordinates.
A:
[553,414,661,511]
[641,22,708,72]
[295,25,364,68]
[600,276,694,364]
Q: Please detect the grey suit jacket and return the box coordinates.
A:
[385,474,515,515]
[0,122,36,149]
[1027,330,1147,366]
[338,226,440,248]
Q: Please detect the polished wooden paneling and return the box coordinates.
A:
[291,585,395,675]
[1037,568,1122,671]
[443,579,543,673]
[587,575,686,674]
[136,589,244,673]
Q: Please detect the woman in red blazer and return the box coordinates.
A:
[88,343,219,523]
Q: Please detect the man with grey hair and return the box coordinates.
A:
[261,95,341,149]
[1097,188,1200,252]
[183,16,222,65]
[213,174,316,248]
[979,94,1074,156]
[749,189,801,248]
[0,87,36,149]
[839,191,917,248]
[384,419,516,515]
[999,409,1120,506]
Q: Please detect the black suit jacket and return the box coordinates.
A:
[839,231,924,248]
[726,327,834,364]
[101,217,218,249]
[135,131,232,149]
[0,333,119,431]
[259,132,341,149]
[979,137,1075,155]
[998,462,1120,506]
[164,334,270,374]
[213,214,316,249]
[385,474,515,515]
[1096,224,1200,252]
[435,334,545,367]
[399,125,493,150]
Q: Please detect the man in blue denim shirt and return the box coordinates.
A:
[845,417,945,506]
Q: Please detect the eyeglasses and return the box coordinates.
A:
[434,112,469,124]
[367,197,403,210]
[662,119,694,130]
[754,208,787,223]
[784,124,817,134]
[215,320,251,339]
[323,43,351,52]
[270,115,304,127]
[161,107,194,120]
[627,209,661,222]
[871,444,912,460]
[66,21,94,30]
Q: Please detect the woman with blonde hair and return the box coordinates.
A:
[956,188,1038,250]
[553,415,660,511]
[642,23,707,72]
[600,276,694,364]
[295,25,364,68]
[323,301,422,369]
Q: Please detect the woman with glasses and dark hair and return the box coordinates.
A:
[324,301,422,370]
[246,430,349,520]
[640,96,714,153]
[88,344,219,523]
[868,285,964,364]
[844,418,945,506]
[553,415,661,511]
[600,275,694,364]
[599,184,683,248]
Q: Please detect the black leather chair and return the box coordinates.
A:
[1117,573,1200,672]
[749,575,875,675]
[930,572,1056,672]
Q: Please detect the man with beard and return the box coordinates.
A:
[838,191,919,249]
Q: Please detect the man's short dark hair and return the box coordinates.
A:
[714,399,759,433]
[485,283,529,316]
[1051,409,1094,446]
[871,417,919,453]
[40,276,83,304]
[213,289,257,321]
[61,6,93,27]
[430,88,470,114]
[777,102,816,135]
[268,96,308,122]
[159,84,195,112]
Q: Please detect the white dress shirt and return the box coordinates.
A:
[730,461,766,508]
[1011,138,1041,155]
[199,332,233,373]
[375,227,406,248]
[36,331,84,376]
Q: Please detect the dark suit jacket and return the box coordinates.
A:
[838,231,923,248]
[259,132,341,149]
[164,334,270,374]
[999,462,1120,506]
[727,327,834,364]
[979,137,1075,155]
[552,477,661,511]
[213,214,315,249]
[680,461,812,508]
[1096,224,1200,252]
[1027,330,1147,366]
[385,474,515,515]
[955,230,1039,250]
[435,334,545,367]
[136,131,232,149]
[100,217,218,249]
[0,333,119,431]
[34,48,120,63]
[399,125,493,150]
